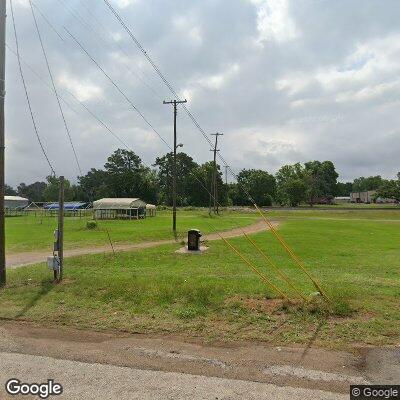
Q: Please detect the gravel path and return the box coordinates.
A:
[6,219,277,269]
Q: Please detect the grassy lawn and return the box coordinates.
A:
[5,210,259,253]
[1,209,399,350]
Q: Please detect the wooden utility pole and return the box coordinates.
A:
[210,133,223,214]
[225,165,229,185]
[163,99,187,234]
[0,0,6,287]
[56,176,64,282]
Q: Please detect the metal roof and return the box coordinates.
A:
[4,196,29,201]
[93,198,146,210]
[44,202,88,210]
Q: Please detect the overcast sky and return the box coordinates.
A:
[5,0,400,186]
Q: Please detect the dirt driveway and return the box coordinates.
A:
[6,219,277,269]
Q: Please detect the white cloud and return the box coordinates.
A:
[277,33,400,98]
[251,0,299,44]
[57,73,103,102]
[111,0,138,9]
[172,15,202,45]
[198,63,240,90]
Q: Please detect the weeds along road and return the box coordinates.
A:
[6,219,277,269]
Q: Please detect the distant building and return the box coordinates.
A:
[4,196,29,210]
[350,191,376,203]
[334,196,351,204]
[146,204,157,217]
[93,198,147,220]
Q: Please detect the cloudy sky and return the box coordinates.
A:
[5,0,400,186]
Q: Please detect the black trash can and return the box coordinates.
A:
[187,229,202,251]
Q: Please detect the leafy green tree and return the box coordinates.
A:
[336,182,353,196]
[376,173,400,202]
[78,168,109,201]
[17,181,46,201]
[233,169,276,206]
[190,161,227,207]
[275,163,306,206]
[154,152,198,206]
[43,176,74,202]
[5,184,17,196]
[304,161,338,205]
[104,149,157,202]
[353,176,384,192]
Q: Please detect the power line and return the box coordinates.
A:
[54,0,163,102]
[6,43,133,154]
[101,0,328,300]
[31,1,65,42]
[9,0,55,176]
[29,0,82,175]
[65,27,172,151]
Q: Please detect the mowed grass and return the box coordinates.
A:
[1,209,399,350]
[5,210,259,253]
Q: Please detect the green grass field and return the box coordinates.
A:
[5,210,259,253]
[1,209,399,350]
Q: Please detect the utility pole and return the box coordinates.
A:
[163,99,187,234]
[225,165,229,185]
[56,176,64,282]
[210,133,223,214]
[0,0,6,287]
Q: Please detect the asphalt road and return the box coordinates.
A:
[0,352,347,400]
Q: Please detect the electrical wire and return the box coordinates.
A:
[102,0,329,301]
[64,25,309,300]
[29,0,82,175]
[9,0,55,176]
[65,27,172,151]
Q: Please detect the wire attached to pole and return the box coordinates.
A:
[9,0,55,176]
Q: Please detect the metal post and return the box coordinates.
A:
[0,0,6,287]
[57,176,64,282]
[163,99,187,234]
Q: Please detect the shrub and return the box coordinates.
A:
[86,220,97,230]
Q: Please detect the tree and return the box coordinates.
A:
[353,176,384,192]
[336,182,353,196]
[104,149,157,202]
[303,161,338,205]
[275,163,306,206]
[17,181,46,201]
[78,168,109,202]
[154,152,198,206]
[234,169,276,206]
[5,184,17,195]
[189,161,227,207]
[376,173,400,202]
[43,176,74,202]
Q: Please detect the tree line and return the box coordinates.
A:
[5,149,400,206]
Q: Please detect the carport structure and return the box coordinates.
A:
[93,198,147,220]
